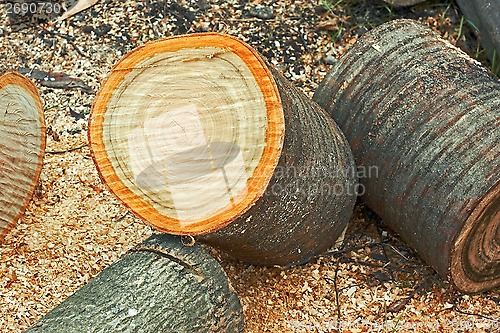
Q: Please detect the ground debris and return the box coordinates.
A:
[17,68,92,92]
[1,1,498,333]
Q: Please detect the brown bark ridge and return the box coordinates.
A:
[88,33,357,266]
[0,71,46,242]
[313,19,500,293]
[25,234,244,333]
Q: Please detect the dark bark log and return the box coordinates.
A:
[313,19,500,293]
[456,0,500,69]
[0,72,46,242]
[89,33,357,266]
[25,234,244,333]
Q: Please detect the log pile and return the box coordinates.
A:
[314,19,499,293]
[4,17,499,333]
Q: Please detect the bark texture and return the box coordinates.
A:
[25,234,244,333]
[313,19,500,293]
[199,65,357,266]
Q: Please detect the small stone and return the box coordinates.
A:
[81,25,94,34]
[95,24,112,37]
[197,1,211,11]
[323,55,337,65]
[249,6,275,20]
[314,5,328,15]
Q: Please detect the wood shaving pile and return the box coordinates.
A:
[0,1,498,332]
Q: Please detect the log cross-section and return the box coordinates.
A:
[90,34,284,235]
[0,71,46,242]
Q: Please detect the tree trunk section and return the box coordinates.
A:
[314,19,500,293]
[25,234,244,333]
[89,33,357,266]
[0,71,46,242]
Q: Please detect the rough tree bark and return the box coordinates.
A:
[25,234,244,333]
[0,71,45,242]
[89,33,357,266]
[314,19,500,293]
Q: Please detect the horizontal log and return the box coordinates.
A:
[314,19,500,293]
[25,234,244,332]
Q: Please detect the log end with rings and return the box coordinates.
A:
[0,72,46,242]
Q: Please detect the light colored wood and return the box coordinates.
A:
[90,34,284,235]
[0,72,46,241]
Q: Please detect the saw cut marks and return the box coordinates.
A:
[0,72,46,241]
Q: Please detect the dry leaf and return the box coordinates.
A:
[58,0,99,21]
[317,18,339,31]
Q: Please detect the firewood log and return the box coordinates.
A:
[89,33,357,266]
[25,234,244,333]
[314,19,500,293]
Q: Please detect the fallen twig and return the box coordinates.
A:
[386,278,433,313]
[58,0,99,21]
[45,144,87,154]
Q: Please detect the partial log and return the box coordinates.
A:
[0,72,45,242]
[89,33,357,266]
[25,234,244,333]
[314,19,500,293]
[456,0,500,69]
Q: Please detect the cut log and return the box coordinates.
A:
[25,234,244,333]
[89,33,357,266]
[313,19,500,293]
[0,71,45,242]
